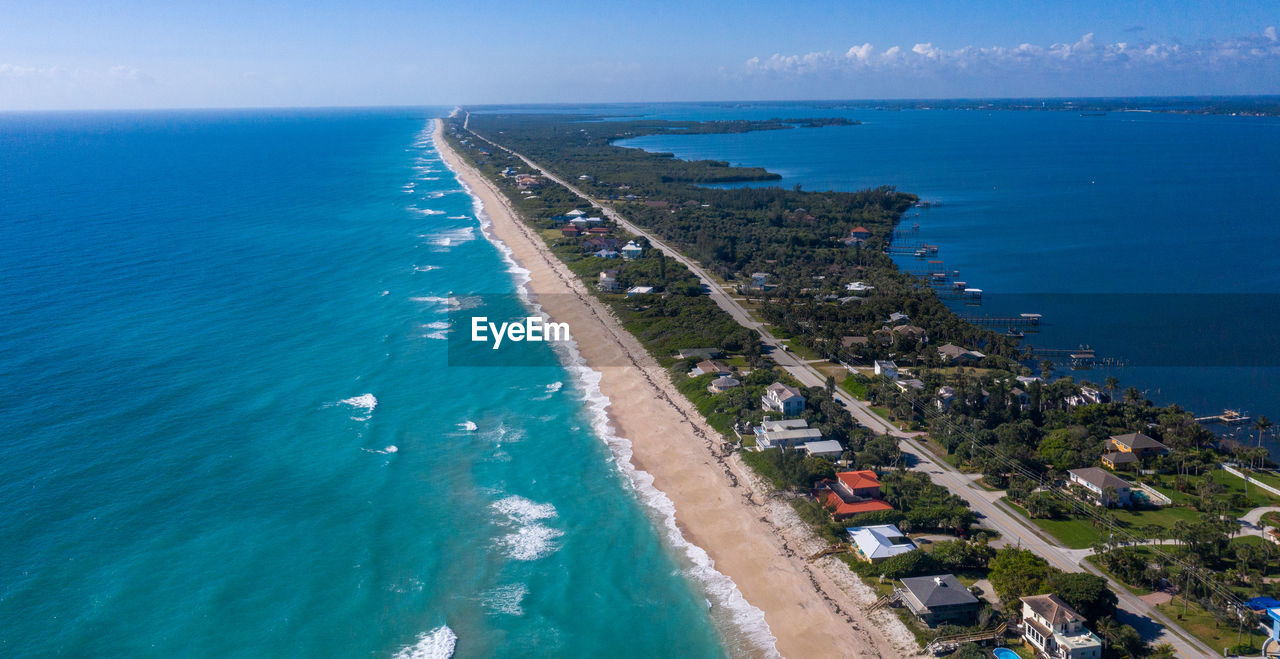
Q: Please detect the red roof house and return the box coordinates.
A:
[816,470,894,518]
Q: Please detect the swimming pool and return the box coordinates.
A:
[992,649,1021,659]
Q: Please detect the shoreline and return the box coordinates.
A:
[433,118,917,657]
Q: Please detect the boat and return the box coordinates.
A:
[1080,112,1107,117]
[1005,328,1024,338]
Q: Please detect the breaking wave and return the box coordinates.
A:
[391,626,456,659]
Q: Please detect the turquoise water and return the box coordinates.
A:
[0,110,755,657]
[615,105,1280,449]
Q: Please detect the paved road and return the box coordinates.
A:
[458,114,1215,657]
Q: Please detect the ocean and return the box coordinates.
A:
[613,103,1280,452]
[0,109,763,657]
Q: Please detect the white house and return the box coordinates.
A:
[761,382,806,416]
[1019,594,1103,659]
[936,386,956,411]
[801,440,844,459]
[847,524,917,563]
[845,281,875,294]
[626,286,655,297]
[1067,468,1133,507]
[753,419,822,450]
[874,360,898,379]
[598,270,620,292]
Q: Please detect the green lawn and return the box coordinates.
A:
[1243,468,1280,491]
[838,376,869,400]
[1156,598,1268,655]
[1004,498,1103,548]
[1004,497,1204,549]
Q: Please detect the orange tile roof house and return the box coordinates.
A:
[817,470,893,518]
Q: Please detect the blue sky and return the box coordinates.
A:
[1,0,1277,110]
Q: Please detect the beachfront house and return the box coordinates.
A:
[815,470,893,518]
[1019,594,1104,659]
[621,241,643,260]
[898,574,982,627]
[1108,432,1169,460]
[626,286,655,297]
[598,270,620,292]
[754,418,822,451]
[690,360,731,377]
[593,249,619,259]
[677,348,723,360]
[1067,468,1133,508]
[847,524,916,563]
[874,360,898,379]
[761,382,806,416]
[708,376,740,393]
[801,440,844,459]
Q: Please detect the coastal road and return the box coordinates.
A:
[457,114,1215,657]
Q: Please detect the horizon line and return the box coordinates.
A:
[4,94,1280,115]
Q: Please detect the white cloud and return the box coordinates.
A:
[744,30,1280,77]
[845,43,873,61]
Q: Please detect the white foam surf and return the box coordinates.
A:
[430,118,779,656]
[392,625,457,659]
[414,265,440,272]
[458,420,478,431]
[337,393,378,421]
[481,583,527,616]
[425,227,476,248]
[492,495,563,561]
[411,206,446,216]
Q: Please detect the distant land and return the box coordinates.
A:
[470,96,1280,117]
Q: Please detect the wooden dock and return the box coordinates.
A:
[961,314,1042,329]
[1195,410,1251,424]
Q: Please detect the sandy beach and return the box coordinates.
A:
[434,119,916,658]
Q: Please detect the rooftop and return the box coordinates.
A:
[1020,593,1086,626]
[900,574,979,609]
[847,524,916,560]
[1068,467,1132,491]
[1110,432,1167,451]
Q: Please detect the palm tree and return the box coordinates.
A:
[1149,643,1176,659]
[1105,376,1119,402]
[1255,415,1273,452]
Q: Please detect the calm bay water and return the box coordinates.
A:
[0,110,743,657]
[616,104,1280,450]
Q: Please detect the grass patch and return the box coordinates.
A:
[1156,598,1268,655]
[839,376,869,400]
[1003,498,1103,549]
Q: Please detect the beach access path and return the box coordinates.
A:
[457,111,1216,659]
[436,119,918,658]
